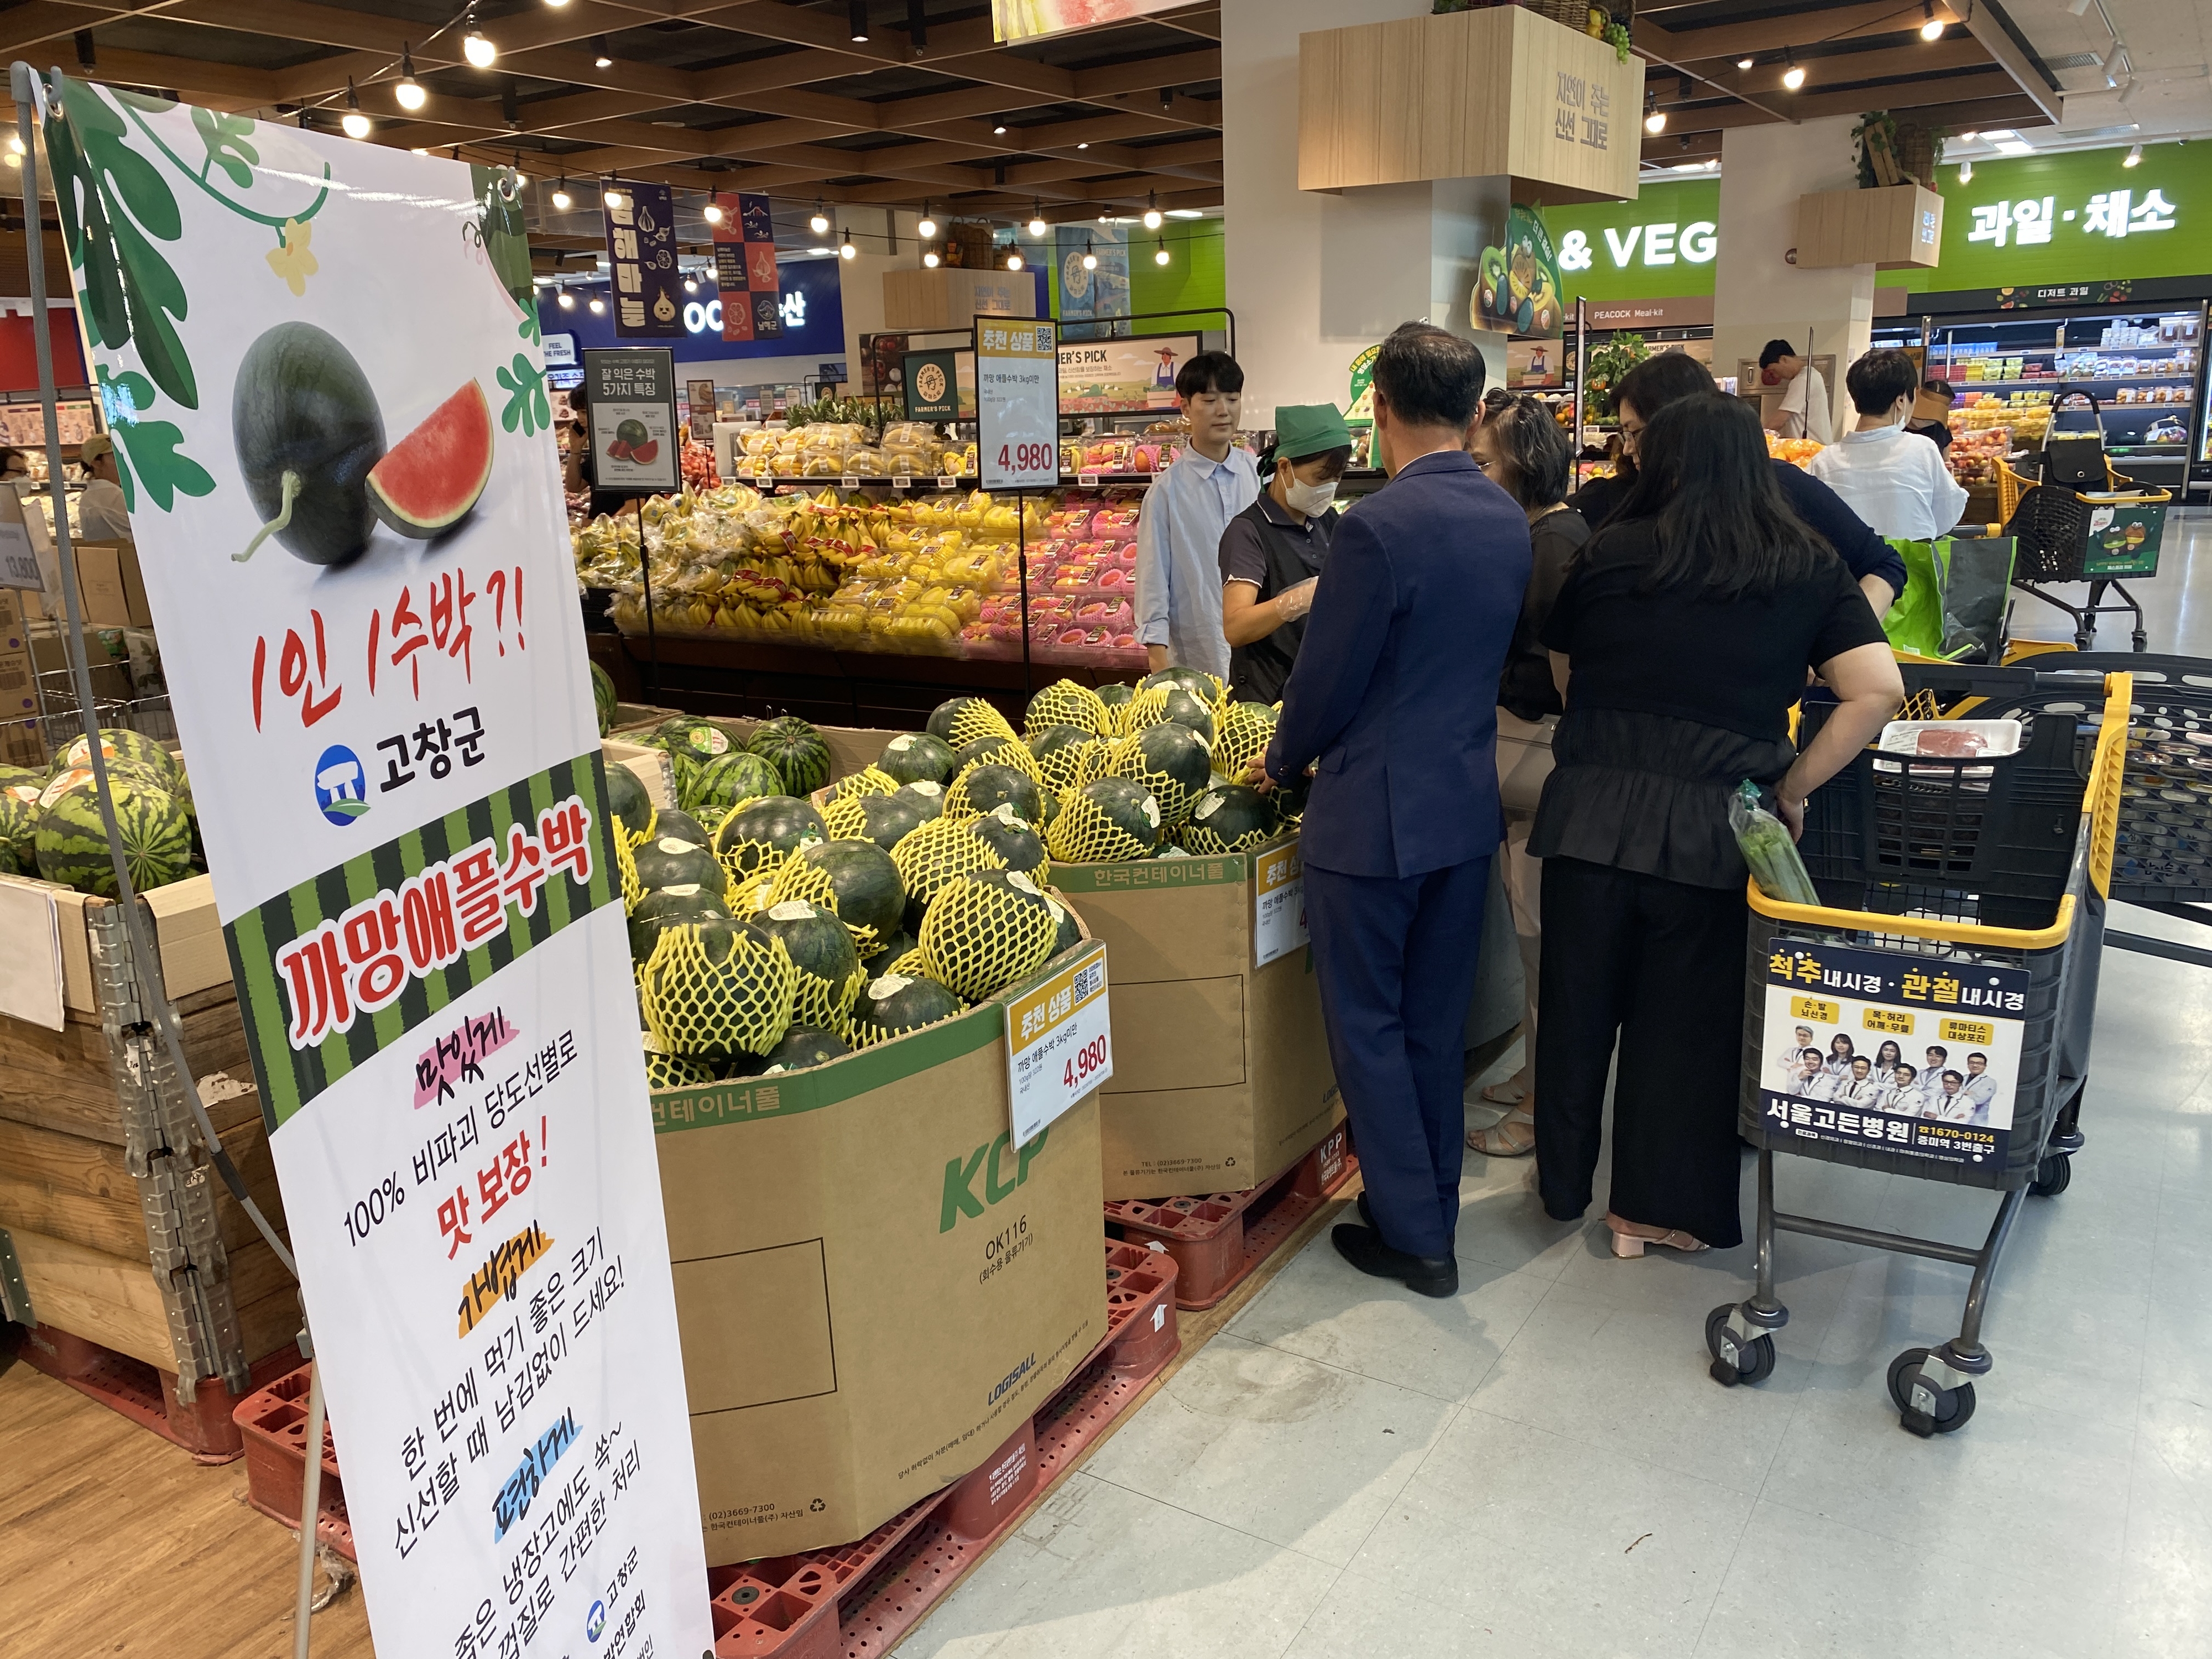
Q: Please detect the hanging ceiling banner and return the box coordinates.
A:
[711,191,782,344]
[993,0,1188,44]
[36,72,712,1659]
[606,180,682,336]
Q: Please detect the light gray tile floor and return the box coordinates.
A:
[896,885,2212,1657]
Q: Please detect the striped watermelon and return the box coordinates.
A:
[35,777,194,895]
[746,716,833,797]
[684,750,784,817]
[0,781,37,871]
[55,728,180,784]
[591,661,618,735]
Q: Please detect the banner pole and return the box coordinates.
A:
[635,495,660,699]
[1015,486,1032,701]
[1572,296,1588,491]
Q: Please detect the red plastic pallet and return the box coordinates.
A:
[18,1322,299,1465]
[1103,1124,1357,1310]
[704,1239,1181,1659]
[232,1363,358,1562]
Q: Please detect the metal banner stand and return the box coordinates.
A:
[1571,296,1588,489]
[11,60,313,1653]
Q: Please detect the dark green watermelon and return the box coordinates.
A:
[1077,778,1162,854]
[877,731,958,786]
[632,835,725,895]
[56,729,180,785]
[794,838,905,941]
[926,695,1014,748]
[755,899,861,989]
[1027,724,1092,763]
[232,322,387,566]
[646,915,789,1061]
[895,781,945,822]
[972,805,1047,877]
[653,807,711,848]
[1126,722,1212,820]
[861,926,917,968]
[1140,666,1217,702]
[955,763,1042,826]
[591,662,618,736]
[851,971,964,1040]
[1183,783,1280,855]
[0,763,39,792]
[643,1047,717,1091]
[1097,683,1135,712]
[953,735,1024,773]
[852,792,927,853]
[605,763,654,839]
[718,1050,769,1079]
[1043,891,1082,957]
[628,884,729,961]
[713,795,827,877]
[684,750,783,818]
[1154,687,1217,746]
[762,1024,850,1073]
[746,716,832,796]
[0,781,40,871]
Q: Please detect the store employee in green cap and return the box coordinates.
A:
[1217,403,1355,704]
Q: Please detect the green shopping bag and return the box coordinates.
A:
[1881,539,1950,658]
[1880,536,2017,662]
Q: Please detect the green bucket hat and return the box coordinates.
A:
[1272,403,1352,461]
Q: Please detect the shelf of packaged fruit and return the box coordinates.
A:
[1956,375,2194,389]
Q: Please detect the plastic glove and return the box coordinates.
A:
[1275,576,1318,623]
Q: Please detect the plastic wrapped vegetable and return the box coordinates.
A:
[1731,780,1821,906]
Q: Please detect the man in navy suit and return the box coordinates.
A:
[1252,323,1532,1297]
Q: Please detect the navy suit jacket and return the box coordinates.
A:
[1264,450,1532,878]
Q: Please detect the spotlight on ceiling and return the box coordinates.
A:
[923,249,940,267]
[592,35,612,68]
[810,199,830,234]
[603,178,622,208]
[1920,3,1945,40]
[917,200,937,239]
[556,286,573,309]
[463,23,496,68]
[1028,201,1046,237]
[849,0,869,43]
[551,175,571,210]
[1006,248,1024,270]
[703,199,723,225]
[1142,190,1162,230]
[1153,237,1169,267]
[839,227,857,259]
[395,44,426,110]
[1781,54,1806,91]
[2125,143,2144,166]
[588,295,604,314]
[342,77,371,139]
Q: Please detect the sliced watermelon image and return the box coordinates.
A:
[366,379,493,539]
[628,438,660,466]
[607,439,632,460]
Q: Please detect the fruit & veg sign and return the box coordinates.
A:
[586,348,680,494]
[35,74,712,1659]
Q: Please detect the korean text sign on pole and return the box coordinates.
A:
[36,76,712,1658]
[975,317,1059,491]
[586,348,680,495]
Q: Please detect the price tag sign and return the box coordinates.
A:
[841,474,860,489]
[976,317,1060,492]
[891,475,912,489]
[0,490,39,591]
[936,474,959,490]
[1077,472,1101,488]
[1004,940,1111,1146]
[1253,839,1308,969]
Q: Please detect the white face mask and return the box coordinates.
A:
[1284,475,1338,516]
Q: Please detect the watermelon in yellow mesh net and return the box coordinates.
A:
[1120,683,1218,748]
[1181,782,1283,856]
[971,802,1050,885]
[713,795,828,885]
[827,765,899,806]
[1046,778,1161,863]
[615,826,644,911]
[640,917,797,1060]
[885,946,930,979]
[1027,726,1106,796]
[1140,665,1227,707]
[891,813,1004,920]
[1103,722,1213,827]
[926,695,1017,750]
[1211,700,1279,780]
[820,791,872,844]
[847,971,965,1048]
[943,761,1045,826]
[1025,678,1112,738]
[754,899,868,1031]
[643,1044,716,1092]
[920,869,1060,999]
[949,734,1043,785]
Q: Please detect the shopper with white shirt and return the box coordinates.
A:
[76,433,133,542]
[1133,351,1259,683]
[1806,348,1969,543]
[1761,339,1833,445]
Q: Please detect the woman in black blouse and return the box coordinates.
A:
[1465,392,1588,1157]
[1532,393,1904,1256]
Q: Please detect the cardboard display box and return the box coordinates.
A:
[651,977,1107,1563]
[1052,836,1342,1201]
[22,541,133,628]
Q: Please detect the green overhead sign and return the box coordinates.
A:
[1897,140,2212,293]
[1550,179,1721,303]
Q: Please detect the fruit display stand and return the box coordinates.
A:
[1052,833,1344,1202]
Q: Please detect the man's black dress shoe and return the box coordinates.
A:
[1331,1222,1458,1298]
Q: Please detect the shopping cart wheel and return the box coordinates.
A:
[1887,1347,1976,1436]
[2029,1154,2073,1197]
[1705,1303,1776,1387]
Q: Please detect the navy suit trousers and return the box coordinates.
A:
[1304,855,1493,1261]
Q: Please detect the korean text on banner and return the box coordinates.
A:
[977,318,1059,492]
[1253,840,1308,969]
[711,191,784,345]
[586,347,680,494]
[1756,940,2028,1170]
[1004,941,1111,1146]
[604,180,682,337]
[39,75,711,1659]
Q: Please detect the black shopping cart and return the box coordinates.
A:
[1707,663,2127,1435]
[1999,393,2172,651]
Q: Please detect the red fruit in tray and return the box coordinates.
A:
[628,439,661,466]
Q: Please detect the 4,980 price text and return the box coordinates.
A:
[1062,1032,1109,1093]
[997,442,1054,476]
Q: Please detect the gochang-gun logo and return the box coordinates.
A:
[313,744,369,826]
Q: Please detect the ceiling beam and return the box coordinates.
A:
[1634,2,1934,62]
[1962,2,2064,123]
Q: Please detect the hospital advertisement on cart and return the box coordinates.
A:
[36,74,712,1659]
[1758,940,2030,1168]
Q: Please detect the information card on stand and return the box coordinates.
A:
[1253,841,1309,969]
[975,318,1060,492]
[1004,940,1111,1146]
[40,77,712,1659]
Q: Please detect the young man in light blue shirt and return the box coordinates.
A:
[1134,350,1258,682]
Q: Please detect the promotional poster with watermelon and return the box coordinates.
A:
[37,72,712,1659]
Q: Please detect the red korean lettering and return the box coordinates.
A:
[538,800,592,886]
[502,1131,533,1199]
[340,894,408,1012]
[388,586,429,698]
[485,567,526,659]
[401,868,460,972]
[477,1152,510,1223]
[438,1186,473,1260]
[276,924,349,1046]
[501,824,547,916]
[277,611,343,728]
[452,842,504,946]
[431,568,477,681]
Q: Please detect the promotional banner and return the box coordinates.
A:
[586,348,680,495]
[976,319,1059,491]
[40,74,711,1658]
[993,0,1187,43]
[606,181,681,337]
[1477,205,1565,339]
[1756,939,2027,1169]
[711,191,782,344]
[1056,225,1129,342]
[1057,333,1196,413]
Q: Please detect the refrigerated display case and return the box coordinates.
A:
[1921,304,2203,494]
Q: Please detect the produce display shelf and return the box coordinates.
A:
[1104,1123,1357,1311]
[703,1240,1181,1659]
[1960,376,2193,390]
[20,1323,304,1465]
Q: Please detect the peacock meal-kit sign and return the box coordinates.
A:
[36,72,710,1658]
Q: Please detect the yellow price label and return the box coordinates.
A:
[1863,1008,1915,1035]
[1790,996,1839,1024]
[1940,1018,1995,1046]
